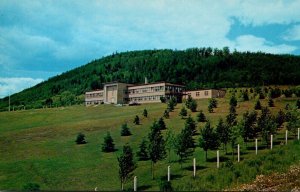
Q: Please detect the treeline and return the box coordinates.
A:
[1,48,300,111]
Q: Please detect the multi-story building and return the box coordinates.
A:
[85,81,185,105]
[85,81,226,106]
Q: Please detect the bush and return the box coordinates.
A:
[102,132,115,152]
[23,183,40,191]
[197,110,206,122]
[159,180,173,192]
[75,133,86,144]
[121,123,131,136]
[179,107,187,118]
[254,100,262,110]
[133,115,140,125]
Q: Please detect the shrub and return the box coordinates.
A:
[133,115,140,125]
[23,183,40,191]
[121,123,131,136]
[197,110,206,122]
[102,132,115,152]
[75,133,86,144]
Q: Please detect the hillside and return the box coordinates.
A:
[1,48,300,111]
[0,96,299,190]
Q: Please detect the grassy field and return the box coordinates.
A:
[0,96,299,190]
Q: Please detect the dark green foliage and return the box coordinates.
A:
[133,115,140,125]
[276,110,285,128]
[286,109,300,138]
[268,98,274,107]
[185,115,196,136]
[23,183,40,191]
[240,111,257,143]
[148,121,166,179]
[229,95,237,107]
[208,103,214,113]
[121,123,131,136]
[296,99,300,109]
[175,125,195,166]
[257,107,277,146]
[197,110,206,122]
[242,91,249,101]
[136,139,149,160]
[102,132,115,152]
[216,118,230,153]
[2,49,300,111]
[143,109,148,117]
[163,110,169,118]
[185,95,197,112]
[165,129,175,162]
[167,99,175,112]
[254,100,262,110]
[270,87,282,98]
[117,144,136,190]
[199,121,220,160]
[209,98,218,108]
[259,92,265,99]
[179,107,188,118]
[160,96,166,103]
[75,133,86,144]
[159,180,173,192]
[158,117,167,130]
[226,106,237,126]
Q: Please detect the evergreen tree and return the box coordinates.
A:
[230,95,237,107]
[240,111,257,143]
[75,133,86,144]
[102,132,115,152]
[185,95,193,109]
[167,99,175,112]
[276,109,285,128]
[286,109,300,138]
[117,144,136,190]
[133,115,140,125]
[208,103,214,113]
[209,98,218,108]
[199,121,219,161]
[216,118,230,153]
[165,129,175,162]
[136,138,149,160]
[174,127,194,167]
[229,125,241,160]
[179,107,188,119]
[158,117,166,130]
[163,109,170,119]
[143,109,148,117]
[257,107,277,146]
[189,99,198,112]
[254,100,262,110]
[242,91,249,101]
[148,121,166,179]
[121,123,131,136]
[197,110,206,122]
[226,105,237,126]
[185,115,196,136]
[268,98,274,107]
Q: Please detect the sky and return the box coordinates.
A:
[1,0,300,98]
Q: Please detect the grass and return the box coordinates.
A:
[0,96,299,190]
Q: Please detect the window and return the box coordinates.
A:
[205,91,209,96]
[196,92,200,97]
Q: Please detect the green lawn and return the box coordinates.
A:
[0,97,299,190]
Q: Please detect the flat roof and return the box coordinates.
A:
[85,90,104,94]
[128,81,185,88]
[185,89,226,92]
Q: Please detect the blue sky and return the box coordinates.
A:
[1,0,300,97]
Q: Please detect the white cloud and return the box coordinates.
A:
[233,35,297,54]
[0,77,43,98]
[283,25,300,41]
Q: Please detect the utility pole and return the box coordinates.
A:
[8,93,10,112]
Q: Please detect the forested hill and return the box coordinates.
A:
[1,48,300,111]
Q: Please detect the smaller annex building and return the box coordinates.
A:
[85,81,226,106]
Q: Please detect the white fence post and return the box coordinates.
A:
[298,128,300,140]
[237,144,240,162]
[217,150,219,168]
[193,158,196,178]
[286,130,288,145]
[271,134,273,150]
[134,176,137,191]
[167,166,170,182]
[255,139,258,155]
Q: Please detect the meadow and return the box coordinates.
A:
[0,95,299,191]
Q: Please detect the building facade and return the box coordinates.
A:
[85,82,226,106]
[183,89,226,100]
[85,82,185,105]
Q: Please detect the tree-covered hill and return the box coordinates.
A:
[1,48,300,111]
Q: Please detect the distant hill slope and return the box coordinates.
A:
[1,48,300,111]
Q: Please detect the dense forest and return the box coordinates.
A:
[1,47,300,111]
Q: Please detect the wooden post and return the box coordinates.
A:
[133,176,137,191]
[271,134,273,150]
[167,166,170,182]
[255,139,258,155]
[193,158,196,178]
[237,144,240,162]
[286,130,288,145]
[217,150,219,168]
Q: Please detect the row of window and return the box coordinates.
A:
[86,93,103,98]
[129,95,162,102]
[128,86,184,94]
[85,100,103,105]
